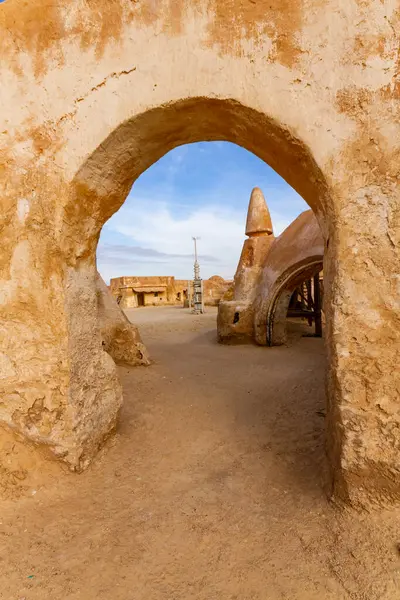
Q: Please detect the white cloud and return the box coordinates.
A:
[98,199,242,281]
[97,195,300,283]
[97,142,309,283]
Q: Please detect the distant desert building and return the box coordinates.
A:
[109,276,182,308]
[203,275,232,306]
[110,275,231,309]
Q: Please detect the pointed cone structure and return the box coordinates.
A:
[245,187,273,236]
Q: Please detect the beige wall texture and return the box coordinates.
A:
[0,0,399,507]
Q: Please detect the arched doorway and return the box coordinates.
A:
[2,2,398,505]
[266,259,324,346]
[59,97,334,468]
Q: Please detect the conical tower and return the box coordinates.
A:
[217,187,275,344]
[245,187,273,237]
[233,187,275,302]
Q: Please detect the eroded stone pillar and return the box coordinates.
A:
[96,273,150,367]
[0,177,122,470]
[326,183,400,508]
[63,264,123,469]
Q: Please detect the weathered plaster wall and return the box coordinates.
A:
[0,0,399,505]
[143,291,166,306]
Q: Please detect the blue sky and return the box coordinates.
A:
[97,142,308,283]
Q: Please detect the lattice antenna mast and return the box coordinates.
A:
[192,236,204,314]
[193,236,200,279]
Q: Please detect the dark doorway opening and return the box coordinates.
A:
[287,272,323,337]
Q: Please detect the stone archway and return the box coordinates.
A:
[266,259,324,346]
[251,209,325,347]
[58,97,332,472]
[1,0,399,508]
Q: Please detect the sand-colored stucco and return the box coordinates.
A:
[1,0,399,506]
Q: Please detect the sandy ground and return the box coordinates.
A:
[1,306,400,599]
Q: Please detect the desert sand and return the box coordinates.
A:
[1,307,399,599]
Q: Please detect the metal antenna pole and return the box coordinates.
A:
[192,236,200,280]
[192,236,203,314]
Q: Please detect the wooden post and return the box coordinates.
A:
[300,283,306,312]
[187,280,192,309]
[313,272,322,337]
[306,279,313,326]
